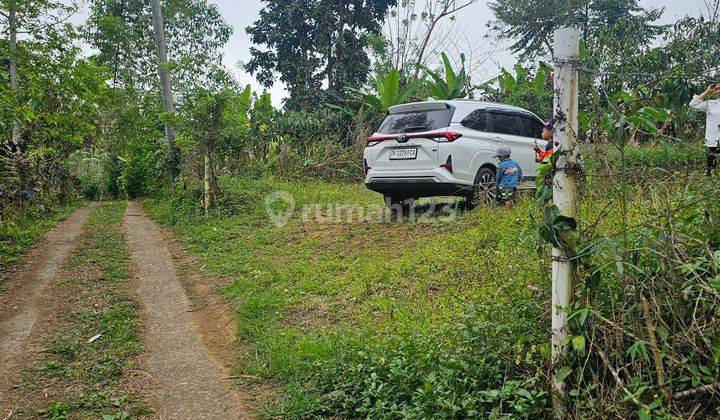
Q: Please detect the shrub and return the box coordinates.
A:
[229,109,374,182]
[570,179,720,416]
[305,301,550,418]
[82,181,101,200]
[118,150,162,199]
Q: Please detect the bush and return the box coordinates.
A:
[81,181,101,200]
[304,301,550,418]
[565,175,720,418]
[0,201,79,270]
[118,149,163,199]
[229,110,374,182]
[583,141,705,175]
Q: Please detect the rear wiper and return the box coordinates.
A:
[403,126,429,133]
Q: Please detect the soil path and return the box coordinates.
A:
[123,202,249,419]
[0,203,98,379]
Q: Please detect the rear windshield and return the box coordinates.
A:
[376,109,452,134]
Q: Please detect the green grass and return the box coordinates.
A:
[143,171,684,415]
[142,154,719,417]
[584,141,705,170]
[12,202,149,419]
[0,200,82,272]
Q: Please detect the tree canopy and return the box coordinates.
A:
[245,0,396,109]
[488,0,663,59]
[86,0,232,92]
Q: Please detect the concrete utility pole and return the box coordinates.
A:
[150,0,177,174]
[8,0,20,148]
[551,26,580,418]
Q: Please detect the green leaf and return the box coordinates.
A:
[515,388,532,399]
[616,261,624,275]
[500,68,516,92]
[571,335,586,353]
[539,224,558,247]
[535,185,552,203]
[537,162,552,177]
[442,52,457,92]
[627,340,649,361]
[398,79,421,103]
[239,84,252,108]
[553,215,577,231]
[579,39,588,60]
[381,70,400,110]
[556,366,572,382]
[542,205,561,225]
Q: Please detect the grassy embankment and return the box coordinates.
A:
[0,201,83,273]
[10,202,149,418]
[141,152,707,417]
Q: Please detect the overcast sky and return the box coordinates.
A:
[214,0,707,107]
[74,0,709,107]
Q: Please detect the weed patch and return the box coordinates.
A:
[0,201,81,273]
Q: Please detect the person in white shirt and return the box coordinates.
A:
[689,83,720,176]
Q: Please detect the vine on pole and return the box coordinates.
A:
[545,27,581,418]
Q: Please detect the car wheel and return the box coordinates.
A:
[470,167,497,206]
[384,195,415,212]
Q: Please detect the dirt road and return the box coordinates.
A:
[0,203,98,384]
[124,202,249,419]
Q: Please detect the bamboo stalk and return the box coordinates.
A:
[640,294,670,400]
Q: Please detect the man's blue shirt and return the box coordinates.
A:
[496,158,523,189]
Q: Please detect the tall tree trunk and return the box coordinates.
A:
[332,0,348,93]
[111,0,127,87]
[203,141,212,216]
[150,0,177,175]
[8,0,20,148]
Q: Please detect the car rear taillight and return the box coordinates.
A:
[363,159,371,175]
[367,130,463,144]
[440,155,453,173]
[442,132,463,141]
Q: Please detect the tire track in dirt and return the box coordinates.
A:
[0,203,98,382]
[123,202,249,419]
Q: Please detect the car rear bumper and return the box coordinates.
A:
[364,169,471,198]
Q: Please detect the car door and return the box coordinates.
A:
[453,108,498,183]
[487,110,536,178]
[516,113,545,177]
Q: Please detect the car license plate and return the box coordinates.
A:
[389,147,417,160]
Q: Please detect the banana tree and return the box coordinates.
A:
[419,52,470,100]
[343,69,423,113]
[477,62,554,117]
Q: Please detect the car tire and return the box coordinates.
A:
[468,167,497,206]
[384,195,415,212]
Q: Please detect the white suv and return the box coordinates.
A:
[363,99,545,208]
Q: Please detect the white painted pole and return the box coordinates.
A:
[551,27,580,417]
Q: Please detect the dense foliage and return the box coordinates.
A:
[2,0,720,417]
[245,0,396,109]
[488,0,663,60]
